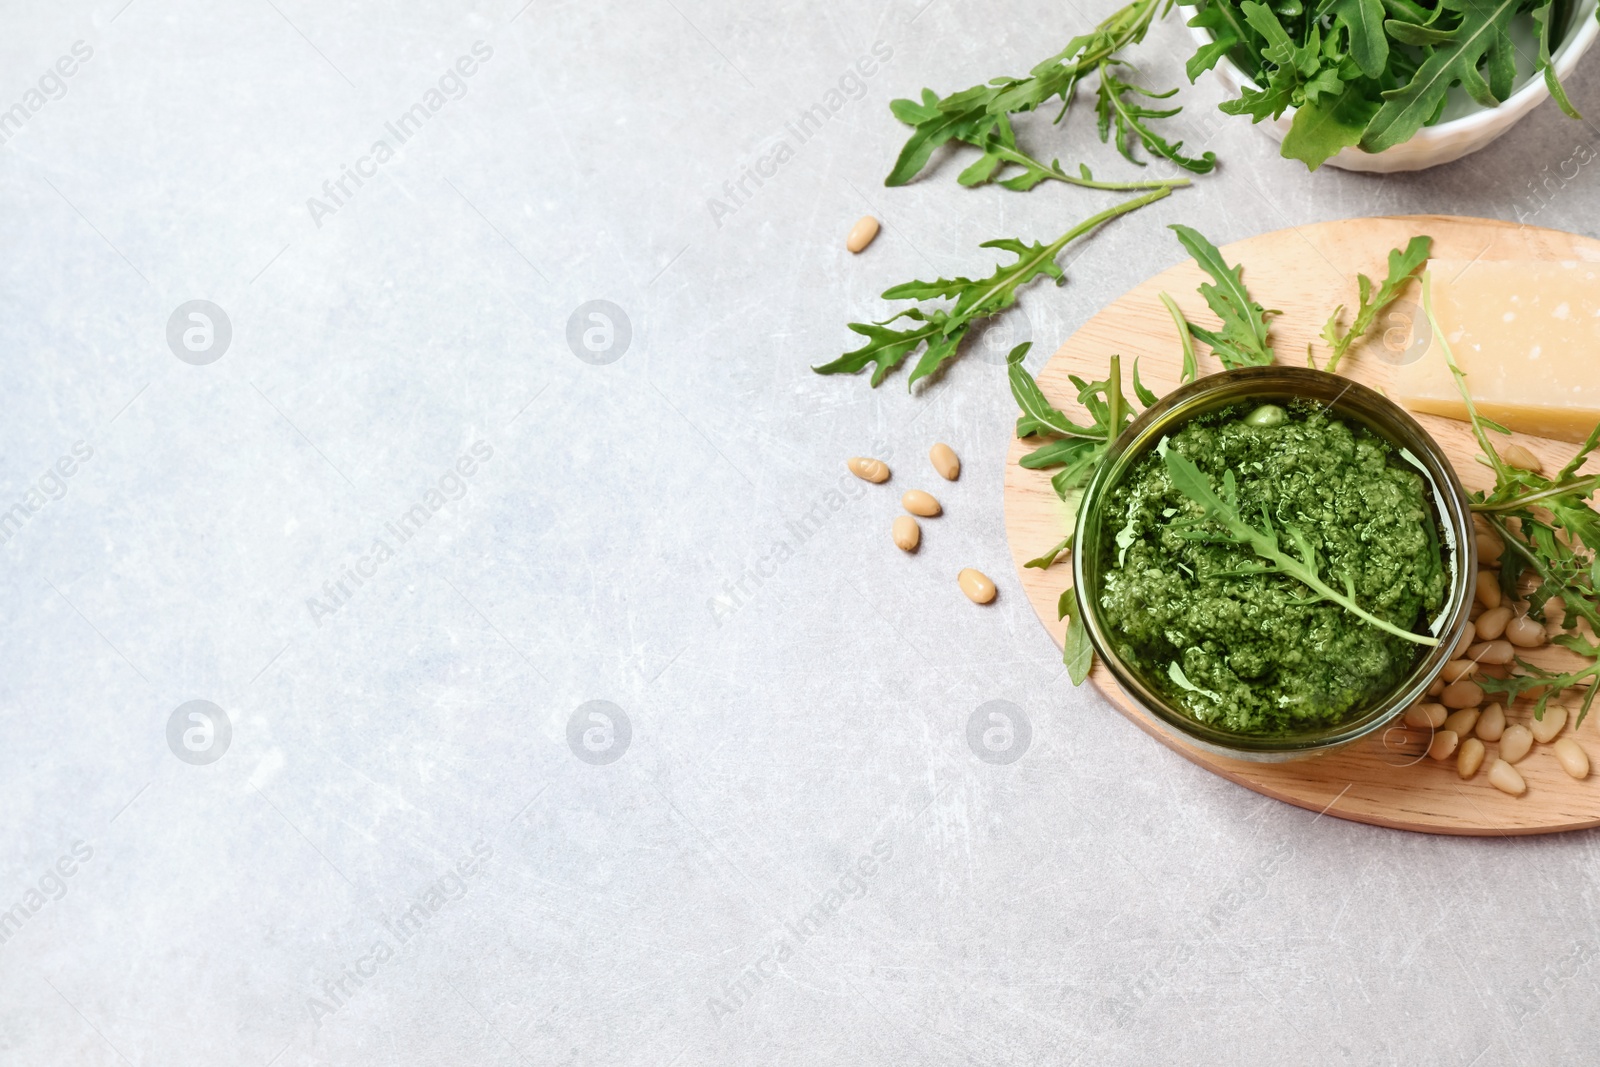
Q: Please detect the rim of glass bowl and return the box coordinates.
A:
[1070,366,1477,760]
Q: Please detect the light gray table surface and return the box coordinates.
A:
[4,1,1600,1064]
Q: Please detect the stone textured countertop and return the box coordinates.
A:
[2,1,1598,1064]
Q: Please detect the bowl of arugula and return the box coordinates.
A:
[1183,0,1600,172]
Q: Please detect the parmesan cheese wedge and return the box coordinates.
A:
[1393,260,1600,443]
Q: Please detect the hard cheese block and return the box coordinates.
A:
[1394,259,1600,442]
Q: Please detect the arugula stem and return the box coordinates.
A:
[960,185,1173,320]
[982,141,1190,190]
[1106,354,1125,443]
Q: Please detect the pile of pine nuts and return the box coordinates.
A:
[1402,525,1591,796]
[848,443,996,603]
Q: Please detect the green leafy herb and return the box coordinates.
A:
[1533,0,1583,120]
[885,0,1203,191]
[1363,0,1522,152]
[1168,660,1221,701]
[1059,585,1095,684]
[1163,446,1440,645]
[1477,649,1600,726]
[1026,534,1074,570]
[1009,343,1148,571]
[816,188,1172,390]
[1185,0,1584,170]
[1169,224,1277,368]
[1158,291,1199,382]
[1421,272,1600,723]
[1010,346,1141,500]
[1095,63,1218,173]
[1321,235,1432,372]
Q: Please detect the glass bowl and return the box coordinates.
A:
[1071,366,1476,761]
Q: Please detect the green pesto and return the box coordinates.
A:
[1098,402,1446,735]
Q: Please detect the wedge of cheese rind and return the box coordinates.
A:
[1394,260,1600,444]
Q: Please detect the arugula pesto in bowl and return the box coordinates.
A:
[1073,367,1475,760]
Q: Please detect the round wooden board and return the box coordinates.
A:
[1003,214,1600,836]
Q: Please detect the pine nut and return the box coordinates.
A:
[1530,704,1568,744]
[846,215,880,253]
[1476,703,1506,741]
[1458,737,1486,779]
[1428,730,1459,761]
[958,568,996,604]
[1502,443,1543,473]
[1500,723,1533,763]
[1442,659,1477,682]
[847,456,889,483]
[1427,677,1445,697]
[1553,737,1590,779]
[1505,615,1547,648]
[1468,639,1514,665]
[892,515,920,552]
[1404,703,1447,729]
[1440,679,1484,709]
[1443,707,1480,737]
[1452,629,1476,659]
[929,443,960,481]
[1546,596,1566,629]
[1476,532,1503,565]
[1488,758,1526,796]
[1475,571,1502,609]
[902,490,941,517]
[1475,606,1512,640]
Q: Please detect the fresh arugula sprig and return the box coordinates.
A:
[1059,585,1096,684]
[886,0,1204,191]
[1477,645,1600,726]
[1011,346,1146,502]
[1095,63,1218,174]
[1158,291,1199,382]
[1167,224,1277,368]
[1163,447,1440,645]
[816,187,1172,390]
[1320,235,1432,372]
[1006,342,1147,681]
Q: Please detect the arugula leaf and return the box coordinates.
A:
[1186,0,1261,80]
[1169,225,1277,368]
[1281,79,1381,170]
[1009,345,1149,569]
[1321,235,1432,371]
[1361,0,1521,152]
[1532,0,1583,120]
[1095,63,1218,173]
[1131,356,1159,406]
[1059,586,1095,684]
[818,188,1172,389]
[1477,652,1600,727]
[1026,533,1075,570]
[1168,660,1221,701]
[884,0,1203,192]
[1158,292,1199,382]
[1317,0,1390,77]
[1163,447,1439,645]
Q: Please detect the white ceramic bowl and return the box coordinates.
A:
[1183,0,1599,172]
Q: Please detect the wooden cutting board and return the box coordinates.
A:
[1002,214,1600,836]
